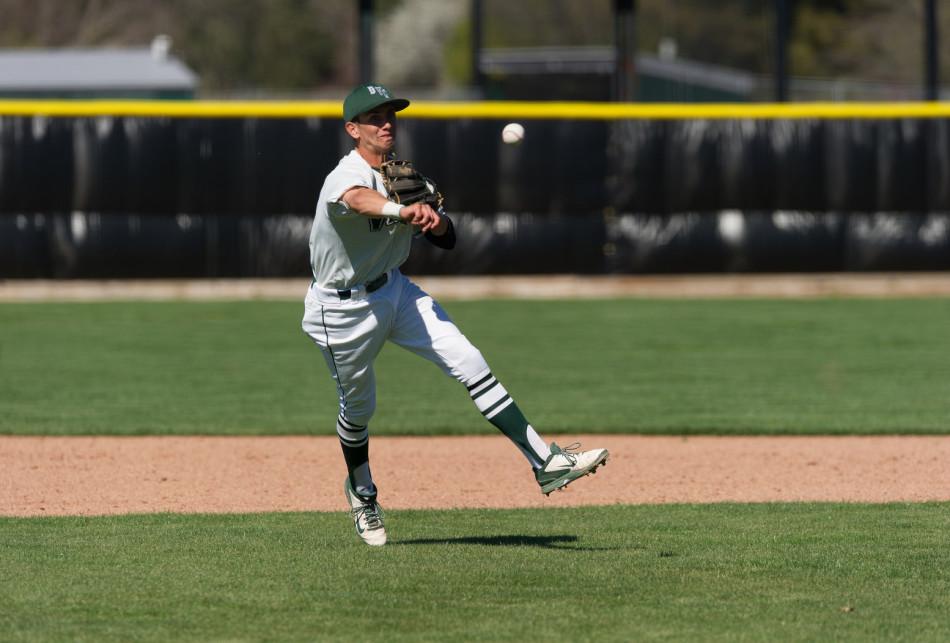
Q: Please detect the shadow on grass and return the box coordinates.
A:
[392,534,624,551]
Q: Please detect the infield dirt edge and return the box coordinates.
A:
[3,435,950,517]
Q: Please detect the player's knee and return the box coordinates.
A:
[341,396,376,427]
[455,346,490,384]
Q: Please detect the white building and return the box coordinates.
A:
[0,37,197,99]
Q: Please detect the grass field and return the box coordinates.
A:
[1,298,949,435]
[3,504,950,642]
[3,296,950,641]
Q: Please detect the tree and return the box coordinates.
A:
[1,0,946,94]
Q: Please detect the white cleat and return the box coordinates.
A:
[535,442,609,496]
[344,478,387,546]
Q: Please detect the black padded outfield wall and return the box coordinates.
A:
[1,105,950,277]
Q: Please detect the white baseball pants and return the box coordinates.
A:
[302,269,490,430]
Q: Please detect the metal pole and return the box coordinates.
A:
[613,0,636,102]
[925,0,939,100]
[923,0,939,213]
[471,0,484,95]
[359,0,374,84]
[775,0,790,102]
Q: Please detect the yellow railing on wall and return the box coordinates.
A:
[3,99,950,119]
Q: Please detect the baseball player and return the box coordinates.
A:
[302,83,609,546]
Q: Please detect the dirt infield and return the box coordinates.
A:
[3,435,950,517]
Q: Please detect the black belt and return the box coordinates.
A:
[337,272,388,300]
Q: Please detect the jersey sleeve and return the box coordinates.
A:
[325,166,375,218]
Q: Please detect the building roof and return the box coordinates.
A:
[0,46,197,92]
[480,46,756,95]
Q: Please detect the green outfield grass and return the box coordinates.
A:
[2,503,949,642]
[1,298,949,435]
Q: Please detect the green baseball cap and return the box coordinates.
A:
[343,83,410,122]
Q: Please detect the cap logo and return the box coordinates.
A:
[366,85,390,98]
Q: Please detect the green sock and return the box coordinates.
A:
[466,371,551,468]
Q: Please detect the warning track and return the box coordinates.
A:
[2,273,950,302]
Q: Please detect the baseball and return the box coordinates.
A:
[501,122,524,145]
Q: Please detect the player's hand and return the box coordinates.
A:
[400,203,442,233]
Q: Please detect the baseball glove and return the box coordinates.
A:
[380,159,444,210]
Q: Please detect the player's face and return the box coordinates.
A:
[352,106,397,153]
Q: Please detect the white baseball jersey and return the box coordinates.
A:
[308,149,414,290]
